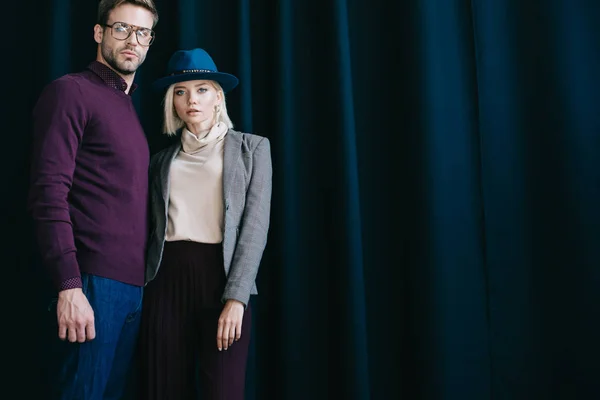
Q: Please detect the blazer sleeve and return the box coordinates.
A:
[222,137,273,306]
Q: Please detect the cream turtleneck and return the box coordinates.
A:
[165,122,228,243]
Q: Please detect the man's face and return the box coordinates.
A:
[94,4,155,75]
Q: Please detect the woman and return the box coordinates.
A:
[138,48,272,400]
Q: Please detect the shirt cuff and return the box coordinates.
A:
[59,277,83,291]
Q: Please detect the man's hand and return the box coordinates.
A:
[57,288,95,343]
[216,299,245,351]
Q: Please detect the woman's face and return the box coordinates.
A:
[172,79,222,129]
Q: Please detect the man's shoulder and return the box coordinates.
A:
[40,72,89,99]
[45,68,98,92]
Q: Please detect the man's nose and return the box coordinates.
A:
[126,30,139,46]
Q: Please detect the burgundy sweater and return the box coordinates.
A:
[28,62,149,291]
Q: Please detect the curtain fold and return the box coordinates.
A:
[5,0,599,399]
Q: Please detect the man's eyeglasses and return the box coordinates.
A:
[103,22,155,46]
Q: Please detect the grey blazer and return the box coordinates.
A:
[145,128,272,306]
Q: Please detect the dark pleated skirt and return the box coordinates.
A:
[138,240,230,400]
[144,240,227,310]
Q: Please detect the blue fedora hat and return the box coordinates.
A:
[152,48,239,92]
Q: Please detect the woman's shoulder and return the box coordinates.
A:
[228,129,270,149]
[150,140,180,168]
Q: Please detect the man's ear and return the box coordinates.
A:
[93,24,104,44]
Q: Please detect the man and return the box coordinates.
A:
[28,1,158,398]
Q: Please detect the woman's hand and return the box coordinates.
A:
[216,299,245,351]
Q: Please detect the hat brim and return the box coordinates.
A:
[152,72,239,93]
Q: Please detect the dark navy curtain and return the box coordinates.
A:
[3,0,599,399]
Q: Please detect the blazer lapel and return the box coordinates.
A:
[223,130,241,202]
[158,140,182,205]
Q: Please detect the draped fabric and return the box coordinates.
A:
[4,0,599,398]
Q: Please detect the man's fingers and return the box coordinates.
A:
[76,322,87,343]
[67,327,78,343]
[58,324,67,341]
[86,321,96,341]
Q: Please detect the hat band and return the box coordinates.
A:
[169,69,215,76]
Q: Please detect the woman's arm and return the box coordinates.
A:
[222,137,273,306]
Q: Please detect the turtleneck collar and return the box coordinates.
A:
[181,122,228,154]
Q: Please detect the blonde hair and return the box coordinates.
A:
[162,80,234,135]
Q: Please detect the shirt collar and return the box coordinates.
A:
[87,61,138,95]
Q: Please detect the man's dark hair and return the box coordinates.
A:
[97,0,159,28]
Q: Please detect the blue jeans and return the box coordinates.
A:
[45,274,143,400]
